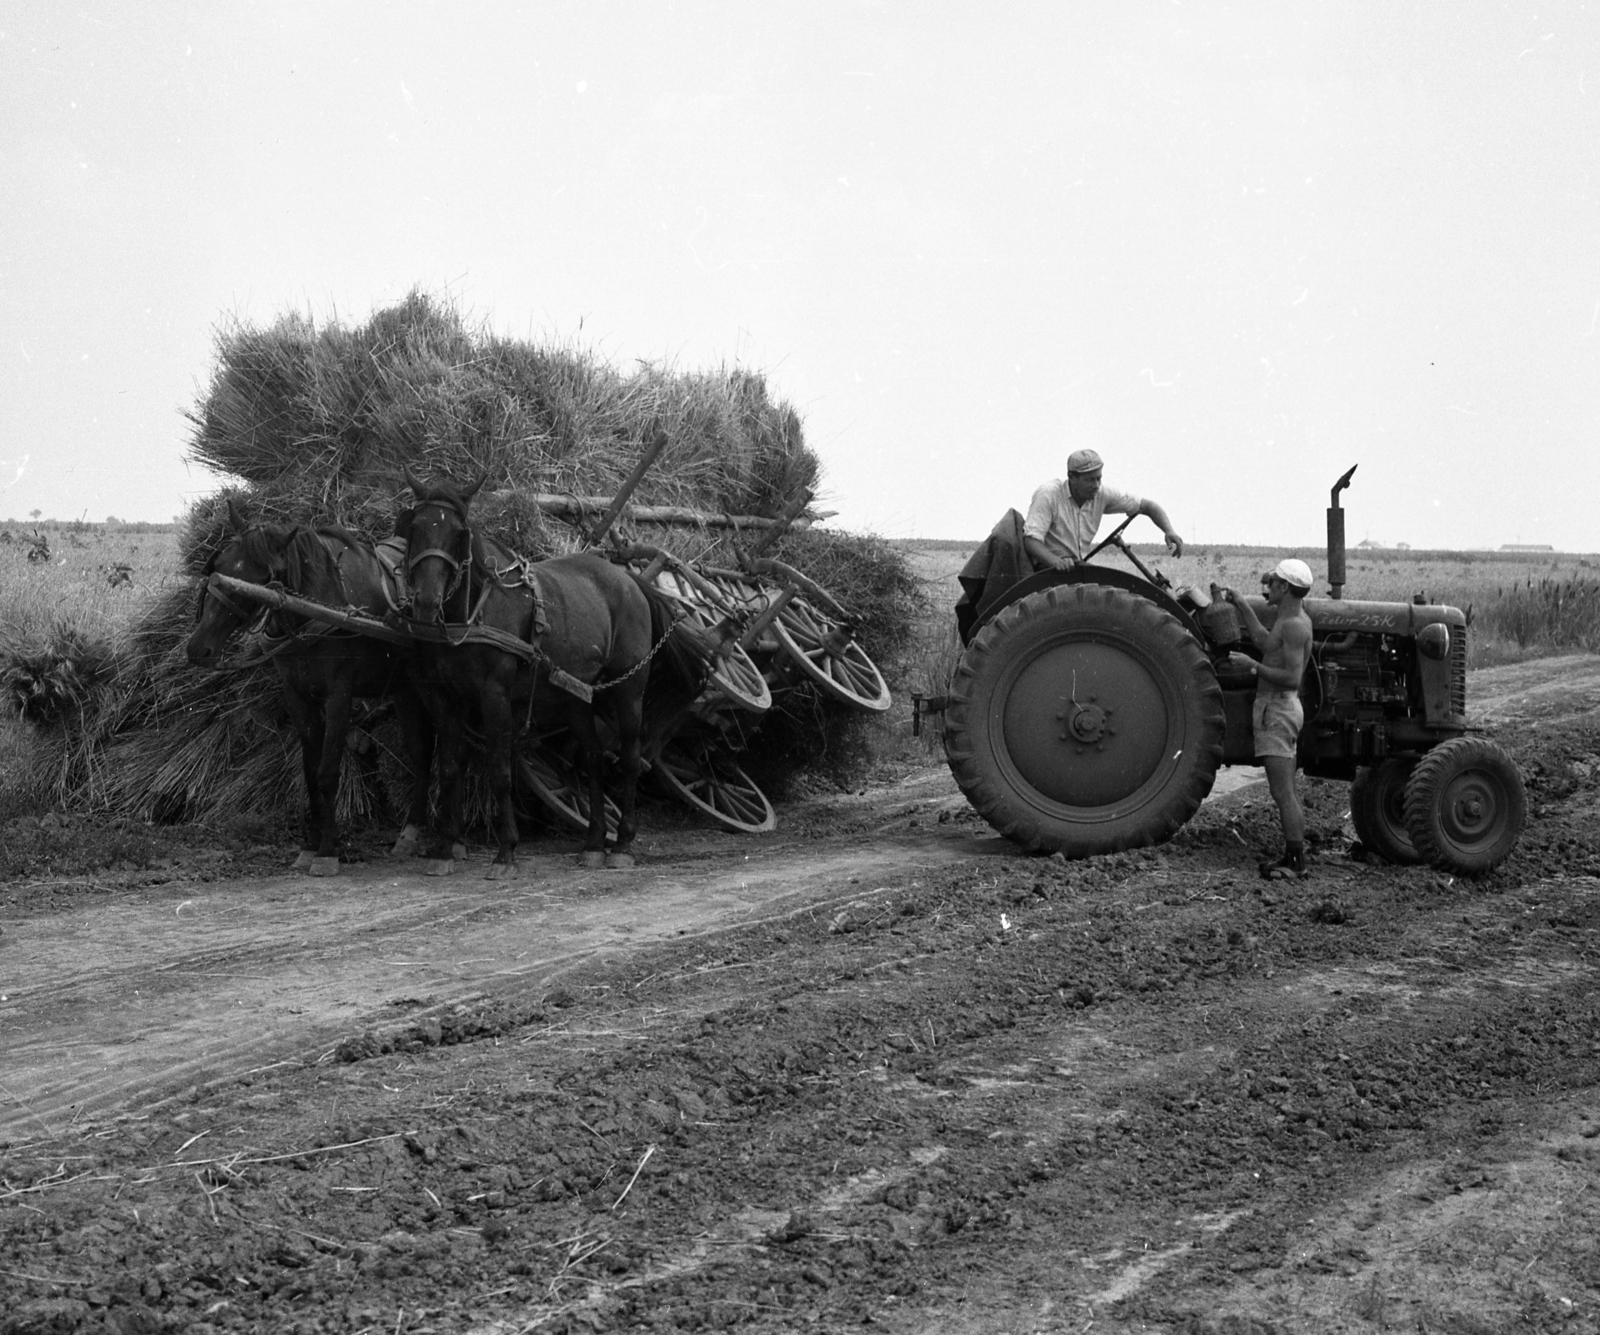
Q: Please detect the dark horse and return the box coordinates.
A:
[399,469,711,877]
[185,501,436,875]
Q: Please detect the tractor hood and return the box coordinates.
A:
[1243,597,1466,634]
[1304,598,1467,635]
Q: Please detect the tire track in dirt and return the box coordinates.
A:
[0,826,1004,1140]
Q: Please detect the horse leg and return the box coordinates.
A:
[390,682,433,859]
[568,703,612,869]
[416,682,464,874]
[482,674,522,880]
[307,683,356,876]
[283,687,323,872]
[425,733,467,875]
[604,687,644,869]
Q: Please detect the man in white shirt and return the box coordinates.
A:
[1022,448,1185,572]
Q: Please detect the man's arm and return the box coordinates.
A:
[1023,483,1073,571]
[1216,588,1275,651]
[1023,533,1072,571]
[1136,498,1184,556]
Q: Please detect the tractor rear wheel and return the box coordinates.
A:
[1348,759,1420,865]
[944,583,1224,857]
[1402,737,1525,875]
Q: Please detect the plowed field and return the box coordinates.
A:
[3,656,1599,1335]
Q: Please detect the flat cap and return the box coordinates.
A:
[1067,448,1103,474]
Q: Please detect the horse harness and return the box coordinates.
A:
[404,501,678,707]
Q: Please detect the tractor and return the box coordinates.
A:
[923,466,1525,875]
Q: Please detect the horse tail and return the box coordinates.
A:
[633,574,716,736]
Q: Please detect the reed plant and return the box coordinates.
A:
[0,526,181,813]
[1476,576,1600,657]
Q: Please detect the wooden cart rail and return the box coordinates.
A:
[205,573,597,701]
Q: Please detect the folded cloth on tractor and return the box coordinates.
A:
[955,508,1035,646]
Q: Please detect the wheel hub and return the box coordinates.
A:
[1001,639,1172,809]
[1443,776,1496,840]
[1063,700,1109,743]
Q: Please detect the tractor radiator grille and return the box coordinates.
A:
[1451,625,1467,716]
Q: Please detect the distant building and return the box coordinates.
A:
[1500,544,1555,552]
[1356,539,1386,549]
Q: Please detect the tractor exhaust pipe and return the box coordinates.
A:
[1327,464,1357,600]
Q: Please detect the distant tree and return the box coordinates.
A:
[29,508,41,521]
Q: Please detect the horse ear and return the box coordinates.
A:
[394,507,414,544]
[226,496,248,532]
[403,465,427,498]
[463,470,489,502]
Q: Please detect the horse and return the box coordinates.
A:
[398,468,712,877]
[185,500,437,875]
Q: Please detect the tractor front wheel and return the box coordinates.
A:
[1402,737,1525,875]
[1348,759,1420,865]
[943,583,1224,857]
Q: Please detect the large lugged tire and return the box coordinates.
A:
[944,583,1224,857]
[1348,759,1421,865]
[1402,737,1525,875]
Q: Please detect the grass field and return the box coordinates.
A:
[0,522,182,814]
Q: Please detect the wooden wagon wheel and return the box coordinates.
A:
[517,748,620,842]
[654,741,777,834]
[769,594,892,713]
[651,567,772,713]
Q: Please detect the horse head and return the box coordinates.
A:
[185,521,294,667]
[401,467,488,624]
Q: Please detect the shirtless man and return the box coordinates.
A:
[1220,559,1315,879]
[1022,449,1185,573]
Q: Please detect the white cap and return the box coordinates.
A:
[1273,558,1314,592]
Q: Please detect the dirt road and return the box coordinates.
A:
[2,656,1598,1334]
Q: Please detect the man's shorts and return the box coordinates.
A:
[1252,689,1303,760]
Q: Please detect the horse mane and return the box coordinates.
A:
[228,523,295,576]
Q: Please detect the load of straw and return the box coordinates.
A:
[80,291,921,831]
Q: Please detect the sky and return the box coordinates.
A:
[3,2,1598,551]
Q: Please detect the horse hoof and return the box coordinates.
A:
[390,831,421,858]
[604,851,636,870]
[451,843,468,861]
[308,857,341,877]
[424,858,456,877]
[485,862,518,882]
[576,850,607,869]
[292,850,316,871]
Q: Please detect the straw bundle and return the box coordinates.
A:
[81,292,918,831]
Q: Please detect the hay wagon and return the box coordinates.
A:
[201,447,891,843]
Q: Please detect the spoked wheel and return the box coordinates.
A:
[1348,759,1421,865]
[770,594,892,714]
[1403,737,1525,875]
[517,748,620,842]
[652,568,771,712]
[654,740,777,833]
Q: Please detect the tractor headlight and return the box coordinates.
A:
[1417,622,1450,662]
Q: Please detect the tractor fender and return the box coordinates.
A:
[972,565,1207,647]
